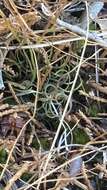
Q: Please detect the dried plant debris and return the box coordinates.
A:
[0,112,27,137]
[1,1,107,190]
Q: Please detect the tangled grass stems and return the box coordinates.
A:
[57,119,80,153]
[0,1,107,189]
[0,118,32,181]
[39,58,83,118]
[36,2,90,189]
[20,144,107,190]
[0,48,39,182]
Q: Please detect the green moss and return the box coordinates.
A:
[31,138,50,150]
[40,138,50,150]
[31,138,39,149]
[21,173,32,182]
[88,104,98,117]
[0,149,8,164]
[89,22,96,31]
[73,40,84,54]
[73,128,89,144]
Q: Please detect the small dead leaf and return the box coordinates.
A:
[69,156,83,177]
[0,112,27,137]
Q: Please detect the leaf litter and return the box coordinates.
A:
[0,0,107,190]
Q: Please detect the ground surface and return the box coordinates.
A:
[0,1,107,190]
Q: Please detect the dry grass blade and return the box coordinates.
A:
[79,90,107,103]
[88,80,107,95]
[4,162,29,190]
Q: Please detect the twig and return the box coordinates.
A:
[82,162,94,190]
[96,163,107,177]
[0,37,84,50]
[79,90,107,103]
[56,19,107,48]
[4,163,29,190]
[0,69,4,89]
[88,81,107,95]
